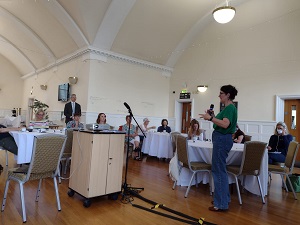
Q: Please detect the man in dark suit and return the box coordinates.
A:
[64,94,81,125]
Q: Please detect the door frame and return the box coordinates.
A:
[276,95,300,122]
[175,98,194,132]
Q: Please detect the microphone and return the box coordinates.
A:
[209,104,214,115]
[124,102,131,111]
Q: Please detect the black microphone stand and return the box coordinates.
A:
[121,106,145,203]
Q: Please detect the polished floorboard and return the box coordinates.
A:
[0,151,299,225]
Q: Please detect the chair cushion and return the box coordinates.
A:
[268,164,289,173]
[227,165,240,175]
[190,161,211,171]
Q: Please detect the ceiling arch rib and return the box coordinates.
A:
[93,0,136,50]
[0,35,35,74]
[42,0,89,48]
[0,6,55,62]
[166,0,248,68]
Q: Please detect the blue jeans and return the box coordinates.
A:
[212,130,233,210]
[268,153,285,164]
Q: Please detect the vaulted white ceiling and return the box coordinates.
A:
[0,0,299,77]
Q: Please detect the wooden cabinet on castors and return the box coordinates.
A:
[68,130,125,207]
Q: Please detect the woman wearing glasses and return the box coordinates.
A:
[35,109,46,121]
[66,113,84,129]
[200,84,238,212]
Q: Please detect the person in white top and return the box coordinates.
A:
[187,119,205,141]
[138,118,156,142]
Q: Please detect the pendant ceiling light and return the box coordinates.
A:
[197,85,208,93]
[213,0,236,24]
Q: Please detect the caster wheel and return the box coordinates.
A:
[68,189,75,197]
[83,199,91,208]
[109,192,119,200]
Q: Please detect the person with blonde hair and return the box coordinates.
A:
[35,108,46,121]
[267,121,293,164]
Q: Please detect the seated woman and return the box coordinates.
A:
[187,119,205,141]
[96,113,110,130]
[157,119,171,133]
[66,113,84,129]
[29,108,49,129]
[35,108,46,121]
[267,121,293,164]
[138,118,156,142]
[122,115,141,160]
[232,124,245,143]
[0,125,21,156]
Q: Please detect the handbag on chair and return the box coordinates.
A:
[287,173,300,192]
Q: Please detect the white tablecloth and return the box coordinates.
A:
[10,130,65,164]
[176,140,268,196]
[142,132,173,158]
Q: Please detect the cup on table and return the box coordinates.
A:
[193,136,197,142]
[21,127,26,132]
[163,130,166,133]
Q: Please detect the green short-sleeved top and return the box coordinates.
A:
[213,104,237,134]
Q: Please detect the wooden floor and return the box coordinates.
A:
[0,151,299,225]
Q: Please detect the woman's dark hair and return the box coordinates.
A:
[96,113,106,124]
[161,119,168,126]
[126,115,131,120]
[74,112,81,117]
[220,84,238,100]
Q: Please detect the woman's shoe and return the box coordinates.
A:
[208,206,228,212]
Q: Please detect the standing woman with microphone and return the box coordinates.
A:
[200,85,238,212]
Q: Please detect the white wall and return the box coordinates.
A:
[17,52,171,126]
[169,2,300,122]
[86,56,171,117]
[21,57,89,113]
[0,55,24,114]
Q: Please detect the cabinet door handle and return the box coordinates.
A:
[109,158,113,160]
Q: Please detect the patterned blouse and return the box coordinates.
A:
[122,124,136,142]
[66,120,84,129]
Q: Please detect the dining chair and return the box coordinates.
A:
[268,141,300,200]
[59,129,74,183]
[173,135,211,198]
[244,135,252,142]
[1,134,67,223]
[227,141,267,205]
[170,131,181,152]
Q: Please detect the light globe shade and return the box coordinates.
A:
[213,6,236,24]
[69,76,78,84]
[197,85,208,93]
[40,85,47,90]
